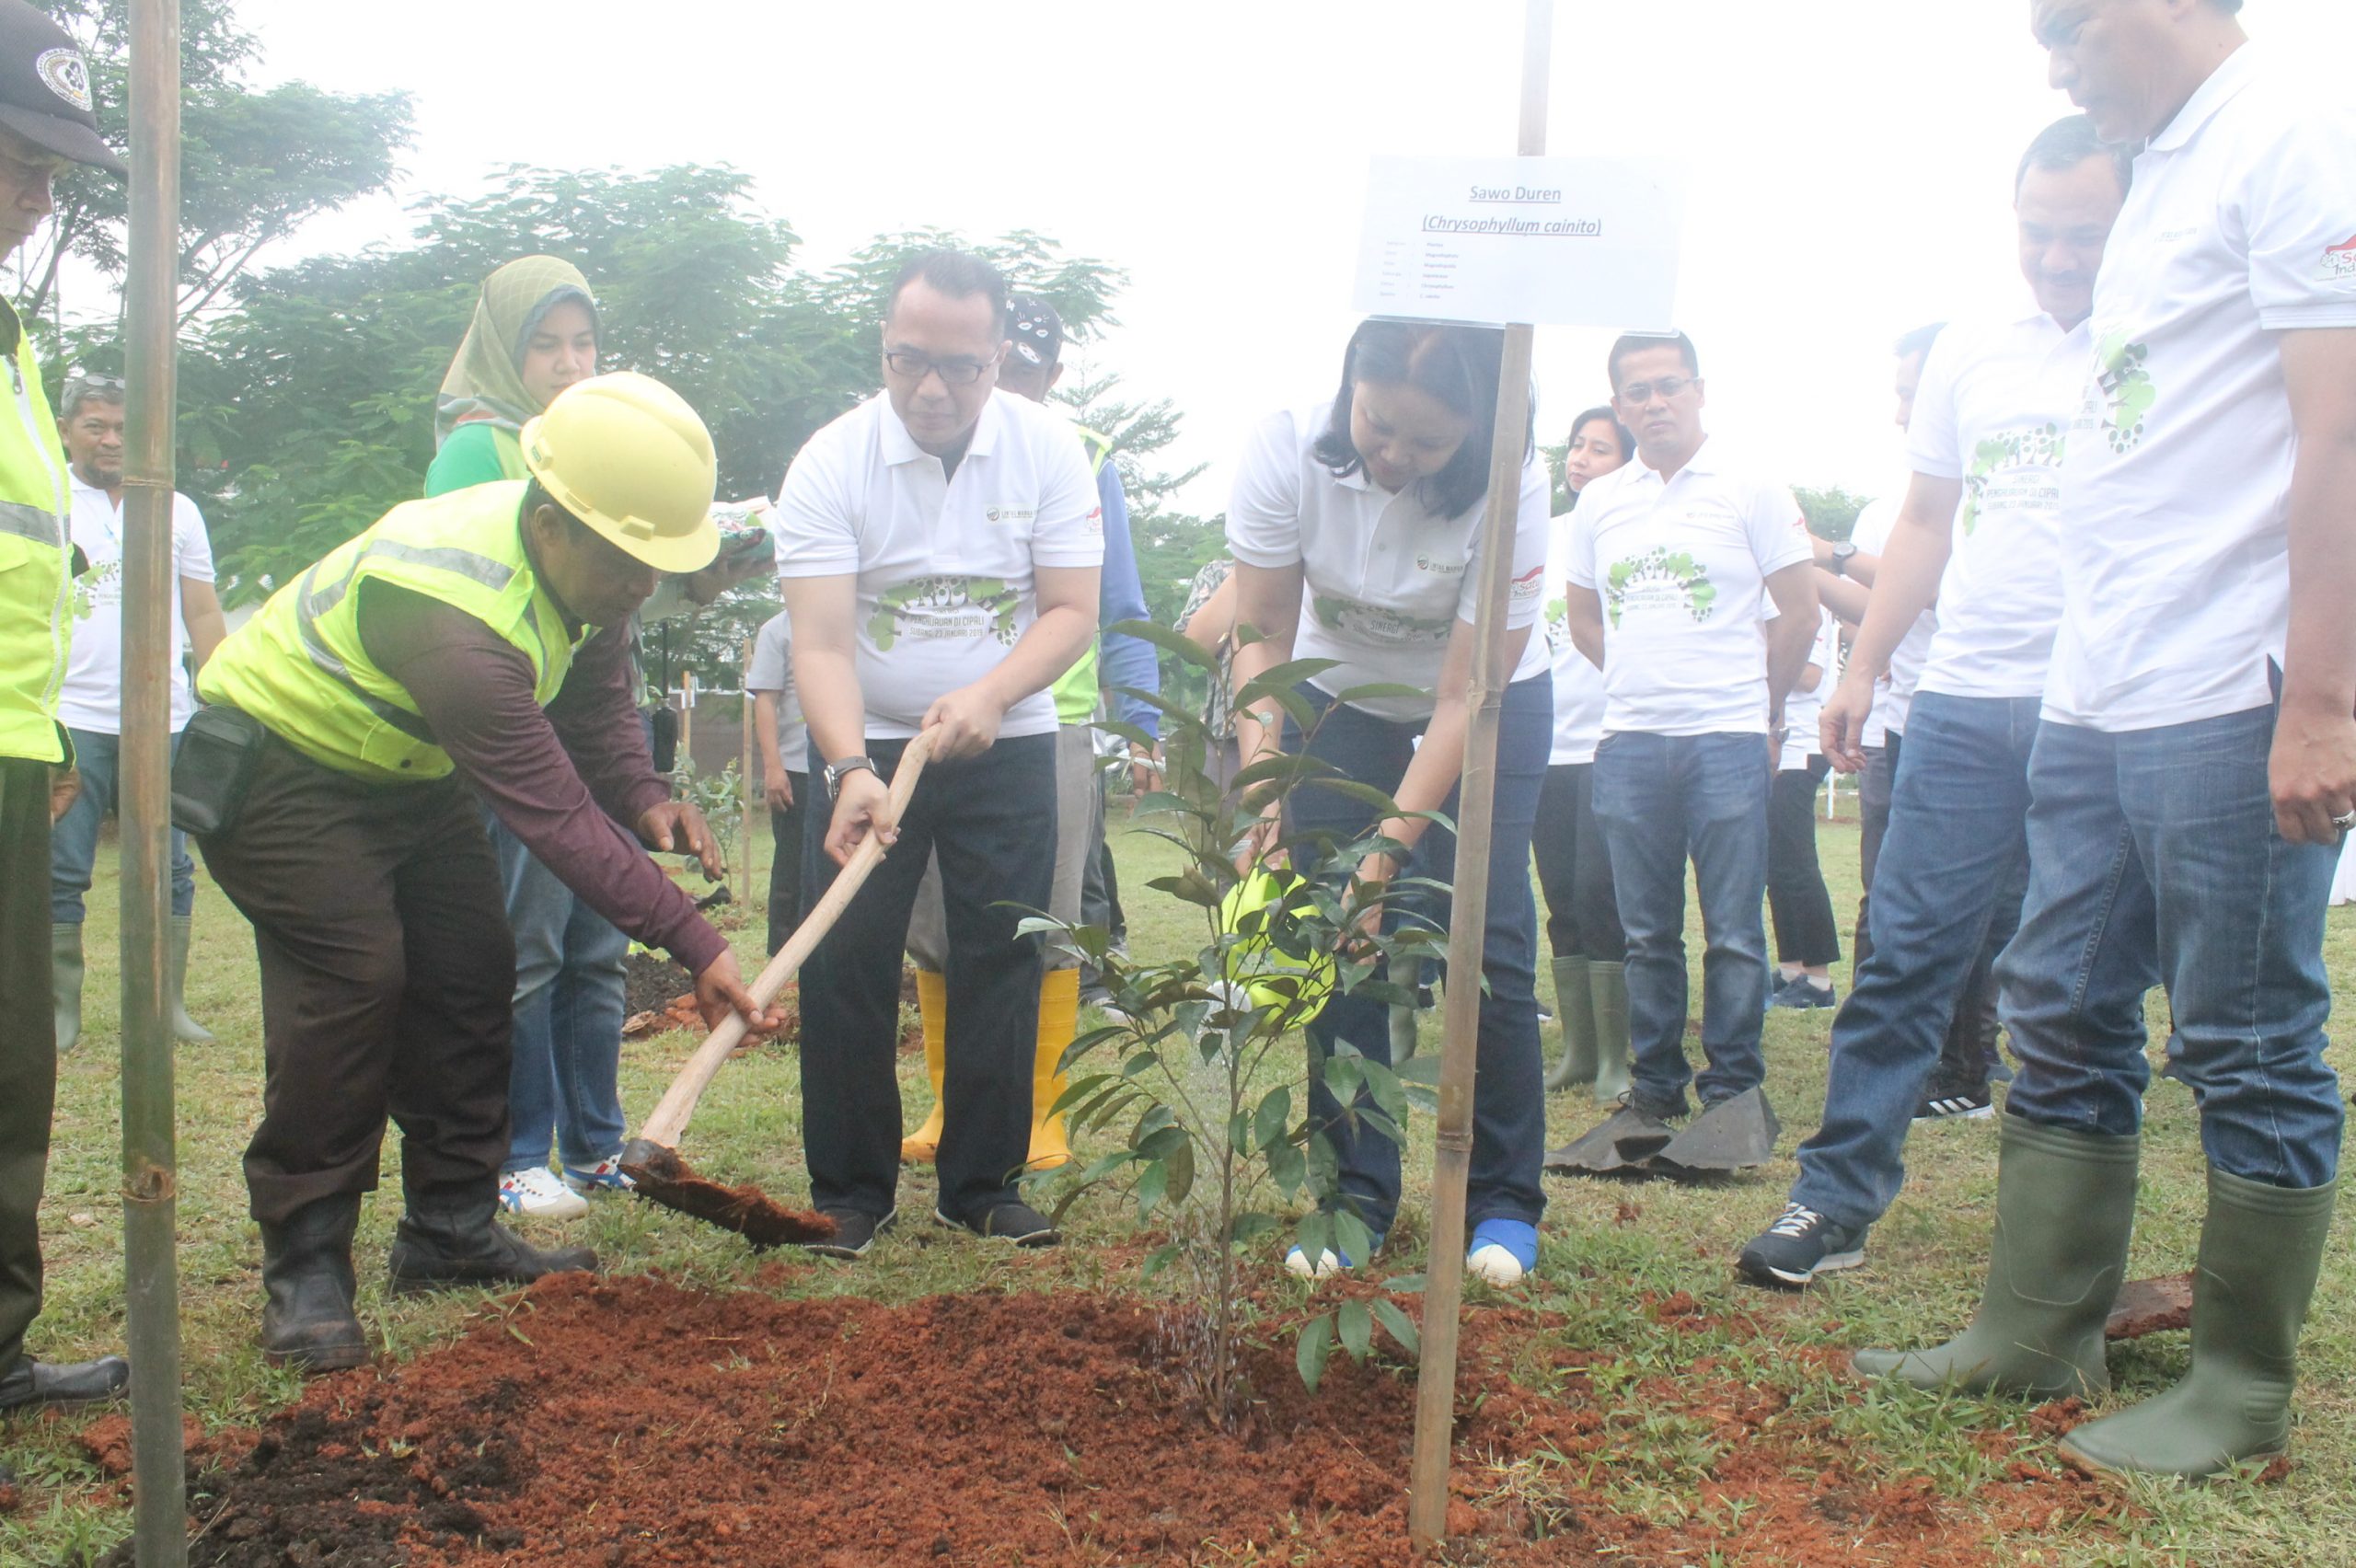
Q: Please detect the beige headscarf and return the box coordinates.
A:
[433,255,599,449]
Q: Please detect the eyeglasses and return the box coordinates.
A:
[1616,375,1696,405]
[882,349,1000,386]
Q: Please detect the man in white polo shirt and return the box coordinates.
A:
[1738,114,2129,1290]
[1565,332,1818,1127]
[50,372,226,1051]
[776,250,1102,1258]
[1859,1,2356,1481]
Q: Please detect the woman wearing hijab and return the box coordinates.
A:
[426,255,600,495]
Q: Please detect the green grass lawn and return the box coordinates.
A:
[8,801,2353,1565]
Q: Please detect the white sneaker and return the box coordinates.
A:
[563,1158,637,1195]
[499,1166,589,1218]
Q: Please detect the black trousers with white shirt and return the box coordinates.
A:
[799,733,1056,1225]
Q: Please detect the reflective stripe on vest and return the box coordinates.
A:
[0,302,73,765]
[1049,425,1116,726]
[198,480,585,782]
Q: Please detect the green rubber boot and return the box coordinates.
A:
[51,922,83,1055]
[1588,961,1632,1105]
[2060,1169,2336,1479]
[167,915,214,1044]
[1544,956,1597,1090]
[1853,1114,2138,1398]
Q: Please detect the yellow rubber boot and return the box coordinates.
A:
[1028,968,1080,1170]
[899,969,949,1164]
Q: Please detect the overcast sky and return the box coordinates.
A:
[215,0,2355,514]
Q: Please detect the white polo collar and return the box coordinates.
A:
[876,389,1006,468]
[2147,40,2258,155]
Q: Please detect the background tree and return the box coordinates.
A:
[26,0,412,325]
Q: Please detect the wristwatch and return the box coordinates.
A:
[823,755,877,794]
[1828,541,1858,578]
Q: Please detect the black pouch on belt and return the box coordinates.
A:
[169,705,268,836]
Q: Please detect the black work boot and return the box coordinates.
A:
[0,1354,129,1409]
[387,1188,599,1296]
[259,1193,370,1373]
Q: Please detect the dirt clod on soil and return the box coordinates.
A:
[623,951,693,1018]
[144,1273,2132,1568]
[618,1145,835,1247]
[2106,1271,2195,1339]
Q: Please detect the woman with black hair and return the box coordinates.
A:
[1227,318,1553,1286]
[1533,408,1634,1102]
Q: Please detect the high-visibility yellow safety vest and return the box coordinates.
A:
[1050,426,1115,728]
[200,479,590,783]
[0,299,75,765]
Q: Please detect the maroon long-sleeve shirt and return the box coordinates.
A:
[357,582,725,976]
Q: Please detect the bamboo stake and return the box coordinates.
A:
[120,0,188,1561]
[739,637,757,896]
[1406,0,1551,1551]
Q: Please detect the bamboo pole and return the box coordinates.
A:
[739,637,756,894]
[1406,0,1551,1550]
[119,0,188,1562]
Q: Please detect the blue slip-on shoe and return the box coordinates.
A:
[1466,1218,1539,1286]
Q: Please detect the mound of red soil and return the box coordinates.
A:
[140,1274,2129,1568]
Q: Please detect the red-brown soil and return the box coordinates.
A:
[123,1273,2135,1568]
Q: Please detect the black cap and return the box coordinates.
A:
[1008,294,1064,368]
[0,0,123,177]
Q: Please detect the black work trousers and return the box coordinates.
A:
[202,739,515,1225]
[1767,755,1842,967]
[1531,761,1625,963]
[800,732,1055,1224]
[0,757,58,1377]
[766,772,808,955]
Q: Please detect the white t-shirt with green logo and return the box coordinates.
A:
[1567,439,1814,738]
[2047,44,2356,733]
[1225,402,1549,724]
[772,390,1103,741]
[59,475,215,736]
[1545,507,1605,766]
[1909,311,2084,702]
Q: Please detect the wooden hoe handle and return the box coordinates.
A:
[632,730,937,1150]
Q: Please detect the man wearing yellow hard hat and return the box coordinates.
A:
[189,371,769,1372]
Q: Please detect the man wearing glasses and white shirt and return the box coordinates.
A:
[1565,332,1819,1134]
[777,249,1102,1259]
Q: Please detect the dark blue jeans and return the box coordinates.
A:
[1590,731,1772,1113]
[1284,675,1551,1239]
[484,814,629,1173]
[52,728,194,921]
[1999,706,2341,1187]
[1790,693,2038,1228]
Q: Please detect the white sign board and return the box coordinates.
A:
[1353,156,1684,329]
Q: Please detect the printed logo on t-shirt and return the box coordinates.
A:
[70,556,122,619]
[1959,422,2066,535]
[2323,234,2356,282]
[1509,562,1544,609]
[984,504,1037,525]
[867,576,1021,650]
[1309,594,1454,645]
[1414,553,1463,577]
[2080,333,2155,455]
[1605,548,1715,628]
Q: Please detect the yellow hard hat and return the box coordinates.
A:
[519,371,721,575]
[1217,870,1337,1014]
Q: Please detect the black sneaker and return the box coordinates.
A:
[1913,1081,1994,1121]
[1736,1203,1866,1289]
[1769,975,1838,1010]
[803,1206,895,1260]
[935,1200,1060,1247]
